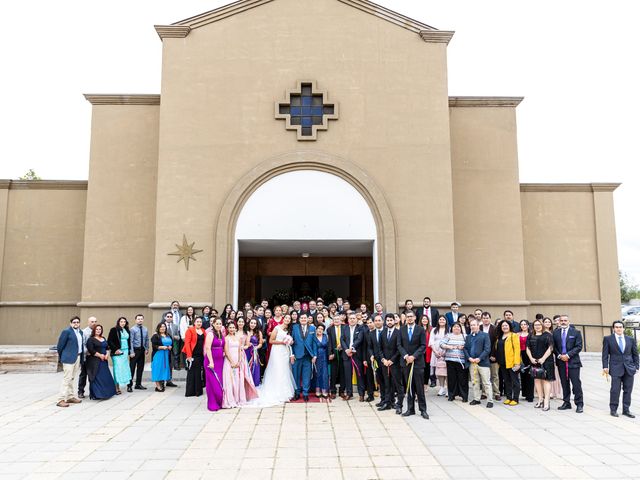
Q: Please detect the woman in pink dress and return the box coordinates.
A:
[222,322,258,408]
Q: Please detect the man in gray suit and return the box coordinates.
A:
[603,320,639,417]
[162,311,179,387]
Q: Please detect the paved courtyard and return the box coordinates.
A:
[0,355,638,480]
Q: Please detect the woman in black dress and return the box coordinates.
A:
[183,316,206,397]
[526,319,556,411]
[86,325,117,400]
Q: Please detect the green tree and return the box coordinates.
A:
[18,169,41,180]
[620,270,640,303]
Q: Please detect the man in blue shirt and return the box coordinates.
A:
[464,318,493,408]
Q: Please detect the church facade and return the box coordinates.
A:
[0,0,620,349]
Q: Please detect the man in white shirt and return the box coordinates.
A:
[77,316,97,398]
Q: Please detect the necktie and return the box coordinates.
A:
[139,325,144,347]
[336,326,340,347]
[376,329,380,343]
[303,326,306,337]
[618,335,624,353]
[387,329,391,341]
[561,328,567,354]
[408,327,413,341]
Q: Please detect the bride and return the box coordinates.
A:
[246,314,296,407]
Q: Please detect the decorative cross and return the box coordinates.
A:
[275,80,339,140]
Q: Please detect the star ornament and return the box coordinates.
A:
[168,235,203,271]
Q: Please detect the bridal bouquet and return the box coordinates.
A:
[283,335,293,346]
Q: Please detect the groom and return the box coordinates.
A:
[291,313,317,402]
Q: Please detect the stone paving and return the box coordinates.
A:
[0,355,638,479]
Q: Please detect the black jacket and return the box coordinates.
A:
[107,326,132,356]
[602,334,639,377]
[397,324,427,368]
[553,326,583,368]
[376,327,401,364]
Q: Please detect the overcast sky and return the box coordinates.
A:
[1,0,638,285]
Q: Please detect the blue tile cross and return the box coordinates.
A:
[275,81,338,140]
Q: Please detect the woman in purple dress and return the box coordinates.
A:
[204,318,225,411]
[245,318,264,387]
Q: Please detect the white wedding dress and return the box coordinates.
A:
[245,325,296,407]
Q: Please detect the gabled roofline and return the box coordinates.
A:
[154,0,453,43]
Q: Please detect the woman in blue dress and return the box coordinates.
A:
[85,324,117,400]
[312,323,330,398]
[151,322,173,391]
[107,317,133,394]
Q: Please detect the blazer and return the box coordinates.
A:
[602,334,639,377]
[182,326,206,358]
[397,324,427,368]
[494,332,521,369]
[377,327,401,364]
[444,312,460,329]
[107,327,132,355]
[326,324,343,354]
[340,324,365,359]
[311,333,329,362]
[417,306,440,328]
[464,331,491,368]
[553,326,583,368]
[367,328,385,365]
[164,321,181,341]
[57,327,83,364]
[291,323,317,359]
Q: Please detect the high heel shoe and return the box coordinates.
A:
[534,402,542,408]
[542,404,550,411]
[155,387,163,392]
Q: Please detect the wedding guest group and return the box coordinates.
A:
[56,297,628,418]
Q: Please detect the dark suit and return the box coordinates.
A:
[326,324,345,395]
[417,306,440,328]
[397,323,427,413]
[340,324,365,396]
[602,334,639,413]
[376,327,402,408]
[364,328,383,398]
[553,326,584,407]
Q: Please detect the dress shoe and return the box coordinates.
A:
[429,381,436,388]
[611,411,619,417]
[486,402,493,408]
[293,393,300,401]
[78,393,85,399]
[557,403,572,410]
[66,397,82,404]
[343,395,353,401]
[480,394,487,400]
[127,385,133,393]
[365,395,374,402]
[462,398,468,403]
[494,395,501,401]
[358,396,365,402]
[623,411,635,418]
[375,401,383,407]
[330,393,336,399]
[303,395,309,402]
[469,400,481,406]
[56,400,69,408]
[575,406,583,413]
[135,385,147,390]
[395,407,402,415]
[447,397,454,402]
[420,411,430,420]
[401,410,415,417]
[166,381,178,387]
[378,404,392,411]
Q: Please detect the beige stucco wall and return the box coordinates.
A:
[449,106,527,304]
[153,0,456,308]
[521,186,620,351]
[80,105,159,305]
[0,184,86,343]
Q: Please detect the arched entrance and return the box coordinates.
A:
[213,151,398,310]
[235,170,377,307]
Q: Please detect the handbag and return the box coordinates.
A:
[530,365,547,379]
